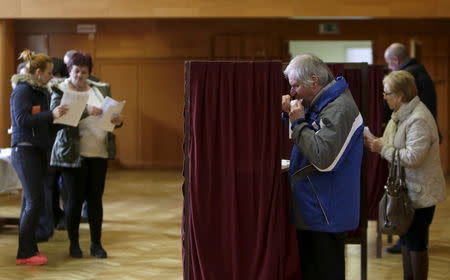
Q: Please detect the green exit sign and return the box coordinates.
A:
[319,23,340,34]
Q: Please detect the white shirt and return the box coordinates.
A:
[60,81,108,158]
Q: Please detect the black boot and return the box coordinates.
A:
[411,250,428,280]
[401,245,413,280]
[90,243,107,258]
[387,239,402,254]
[69,242,83,258]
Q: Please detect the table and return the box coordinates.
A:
[0,148,20,228]
[0,148,21,194]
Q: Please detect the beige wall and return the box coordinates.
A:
[1,1,450,18]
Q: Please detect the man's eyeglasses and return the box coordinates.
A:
[383,91,394,96]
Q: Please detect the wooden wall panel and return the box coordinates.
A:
[48,33,95,60]
[96,62,139,167]
[0,20,15,148]
[96,32,147,58]
[138,61,184,168]
[15,34,48,56]
[95,59,184,169]
[436,37,449,56]
[96,31,210,59]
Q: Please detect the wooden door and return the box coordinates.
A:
[48,33,95,62]
[409,39,422,62]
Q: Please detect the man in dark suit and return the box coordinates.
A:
[384,43,437,121]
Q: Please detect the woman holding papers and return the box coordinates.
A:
[50,51,123,259]
[10,49,67,265]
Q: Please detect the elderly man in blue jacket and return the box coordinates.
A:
[282,54,364,280]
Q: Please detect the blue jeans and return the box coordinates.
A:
[11,146,48,258]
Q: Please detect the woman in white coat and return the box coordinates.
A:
[365,70,446,280]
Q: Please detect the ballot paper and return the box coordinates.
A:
[281,159,290,171]
[86,89,103,108]
[364,126,375,139]
[97,97,126,132]
[54,91,89,127]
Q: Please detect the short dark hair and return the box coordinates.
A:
[51,57,68,77]
[67,51,93,74]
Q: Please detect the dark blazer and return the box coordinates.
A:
[402,58,437,118]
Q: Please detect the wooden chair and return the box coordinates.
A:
[376,222,394,258]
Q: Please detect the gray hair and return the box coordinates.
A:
[63,50,77,65]
[284,54,334,87]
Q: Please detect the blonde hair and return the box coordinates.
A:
[18,49,52,75]
[383,70,417,102]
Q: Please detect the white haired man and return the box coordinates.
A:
[281,54,364,280]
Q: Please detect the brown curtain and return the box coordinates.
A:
[366,65,388,220]
[183,61,299,280]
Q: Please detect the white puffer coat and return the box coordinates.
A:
[380,96,447,209]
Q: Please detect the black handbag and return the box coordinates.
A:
[378,149,415,236]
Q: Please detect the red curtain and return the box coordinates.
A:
[328,64,363,109]
[366,65,388,220]
[183,61,386,280]
[183,61,299,280]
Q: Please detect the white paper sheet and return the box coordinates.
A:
[364,126,375,139]
[96,96,126,132]
[86,90,103,108]
[281,159,290,171]
[54,91,89,127]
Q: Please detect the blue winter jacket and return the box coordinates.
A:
[10,75,54,150]
[288,77,363,233]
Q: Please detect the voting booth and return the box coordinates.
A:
[183,61,385,280]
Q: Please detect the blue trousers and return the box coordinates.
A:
[11,146,48,259]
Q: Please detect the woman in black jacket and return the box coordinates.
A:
[10,49,67,266]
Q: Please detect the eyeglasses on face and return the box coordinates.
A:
[383,91,394,96]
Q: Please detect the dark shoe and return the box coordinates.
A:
[90,245,107,258]
[69,244,83,258]
[386,241,402,254]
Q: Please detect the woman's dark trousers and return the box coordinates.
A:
[61,158,107,247]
